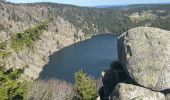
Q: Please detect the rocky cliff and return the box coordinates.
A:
[101,27,170,100]
[1,2,170,80]
[0,2,94,80]
[4,17,88,80]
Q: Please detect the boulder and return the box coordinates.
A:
[118,27,170,91]
[109,83,165,100]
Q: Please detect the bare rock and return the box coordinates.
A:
[118,27,170,91]
[109,83,165,100]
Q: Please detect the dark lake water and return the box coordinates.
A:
[39,34,118,83]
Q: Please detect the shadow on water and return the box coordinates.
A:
[39,34,118,83]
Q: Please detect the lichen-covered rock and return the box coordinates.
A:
[109,83,165,100]
[118,27,170,91]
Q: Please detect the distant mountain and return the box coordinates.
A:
[93,5,127,8]
[94,3,170,8]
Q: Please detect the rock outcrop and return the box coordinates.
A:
[101,27,170,99]
[109,83,165,100]
[118,27,170,91]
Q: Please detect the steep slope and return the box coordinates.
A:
[0,2,134,80]
[0,2,170,80]
[0,2,88,79]
[0,2,133,40]
[4,17,86,80]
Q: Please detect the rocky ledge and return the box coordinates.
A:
[101,27,170,100]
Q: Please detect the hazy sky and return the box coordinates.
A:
[7,0,170,6]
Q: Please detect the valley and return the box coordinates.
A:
[0,1,170,100]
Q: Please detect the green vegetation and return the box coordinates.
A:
[151,17,170,31]
[0,68,100,100]
[0,42,11,58]
[0,3,170,100]
[0,50,11,58]
[26,3,170,35]
[0,64,28,100]
[74,70,98,100]
[120,4,170,31]
[57,7,133,34]
[26,3,134,35]
[11,19,50,51]
[3,3,170,35]
[0,42,6,50]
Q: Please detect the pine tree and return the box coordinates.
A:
[74,70,98,100]
[0,64,28,100]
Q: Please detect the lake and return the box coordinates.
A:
[39,34,118,83]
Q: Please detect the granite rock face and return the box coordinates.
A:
[109,83,165,100]
[118,27,170,91]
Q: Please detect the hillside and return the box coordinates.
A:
[118,4,170,30]
[0,2,133,39]
[0,1,170,80]
[0,1,170,99]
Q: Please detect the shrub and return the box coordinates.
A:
[0,42,6,50]
[0,42,11,58]
[0,50,11,58]
[74,70,98,100]
[11,19,50,51]
[0,65,28,100]
[27,79,74,100]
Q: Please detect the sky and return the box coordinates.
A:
[7,0,170,7]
